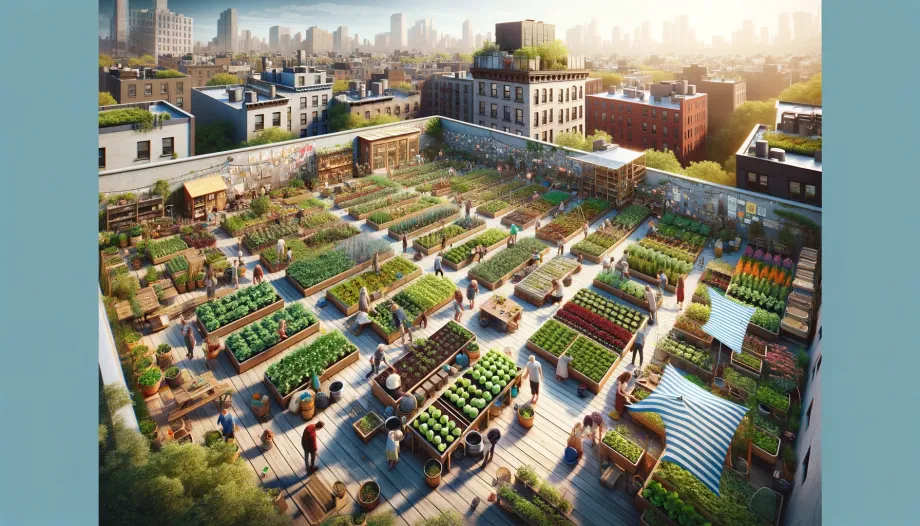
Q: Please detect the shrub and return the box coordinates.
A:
[250,196,271,217]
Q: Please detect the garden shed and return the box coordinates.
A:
[183,175,228,220]
[357,127,420,172]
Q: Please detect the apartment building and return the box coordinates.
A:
[335,81,422,122]
[422,71,474,123]
[585,80,708,164]
[128,3,194,58]
[102,67,192,111]
[681,64,747,133]
[99,101,194,171]
[471,51,588,141]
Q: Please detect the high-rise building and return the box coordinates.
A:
[760,27,770,48]
[566,25,584,54]
[111,0,128,53]
[129,1,193,59]
[269,26,290,51]
[390,13,406,49]
[793,11,816,49]
[495,20,554,52]
[777,13,792,52]
[240,29,252,53]
[333,26,350,53]
[462,20,474,52]
[293,32,303,50]
[375,33,390,52]
[475,33,483,49]
[305,27,333,53]
[485,31,492,45]
[216,8,237,53]
[408,19,434,52]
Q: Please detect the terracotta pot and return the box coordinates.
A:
[176,283,187,293]
[517,408,534,428]
[333,481,347,499]
[132,258,142,270]
[130,235,143,246]
[165,370,182,388]
[139,377,162,397]
[357,482,380,511]
[424,459,443,488]
[188,280,197,291]
[205,344,221,360]
[157,353,173,368]
[274,493,288,514]
[197,279,205,288]
[119,238,128,248]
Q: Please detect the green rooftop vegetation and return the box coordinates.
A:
[763,131,822,157]
[98,108,154,131]
[154,69,185,79]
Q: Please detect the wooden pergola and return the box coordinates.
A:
[569,146,647,206]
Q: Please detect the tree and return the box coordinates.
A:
[150,180,171,198]
[332,79,350,93]
[99,53,115,68]
[554,130,611,152]
[195,122,235,155]
[128,54,155,67]
[684,161,735,187]
[473,41,499,56]
[707,99,776,168]
[206,72,241,86]
[458,53,473,63]
[99,91,117,106]
[536,40,569,69]
[778,73,822,105]
[589,71,624,89]
[393,81,412,92]
[250,196,271,217]
[241,128,297,148]
[154,69,185,79]
[644,149,684,174]
[513,47,540,59]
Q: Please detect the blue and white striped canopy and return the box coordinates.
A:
[701,286,756,353]
[628,365,748,495]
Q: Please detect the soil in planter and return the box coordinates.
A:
[359,483,379,503]
[425,460,442,478]
[374,324,470,391]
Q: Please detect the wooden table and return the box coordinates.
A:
[167,371,232,422]
[479,296,523,333]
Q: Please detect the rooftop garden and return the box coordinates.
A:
[763,131,822,157]
[154,69,186,79]
[98,108,154,131]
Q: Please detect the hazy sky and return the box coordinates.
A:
[100,0,821,45]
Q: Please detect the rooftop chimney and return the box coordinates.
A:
[769,148,786,162]
[755,140,769,158]
[814,150,822,163]
[269,85,276,98]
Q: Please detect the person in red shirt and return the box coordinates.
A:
[302,421,324,474]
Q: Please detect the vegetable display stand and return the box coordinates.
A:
[326,266,422,317]
[627,268,679,294]
[592,279,663,311]
[263,348,361,408]
[479,295,523,333]
[412,221,486,257]
[469,246,551,291]
[353,411,385,444]
[196,296,285,340]
[387,211,461,241]
[441,236,508,271]
[286,250,394,298]
[599,432,646,474]
[225,320,320,374]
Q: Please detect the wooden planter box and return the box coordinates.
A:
[368,294,455,345]
[592,279,662,311]
[259,253,289,274]
[349,195,420,221]
[196,297,284,340]
[671,324,714,349]
[476,203,516,219]
[365,200,441,231]
[570,215,648,264]
[412,221,486,256]
[524,339,571,368]
[535,205,615,246]
[353,411,385,444]
[655,347,714,384]
[629,268,680,294]
[286,250,394,297]
[148,242,188,265]
[630,410,666,439]
[372,336,474,408]
[692,293,710,305]
[513,259,580,308]
[468,246,550,291]
[386,211,461,241]
[263,348,361,407]
[729,352,764,380]
[600,436,645,474]
[748,321,780,342]
[326,267,422,316]
[225,321,320,374]
[243,232,302,256]
[500,197,573,230]
[222,210,299,238]
[752,428,781,464]
[567,351,622,395]
[441,237,508,271]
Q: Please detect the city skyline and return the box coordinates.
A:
[99,0,820,51]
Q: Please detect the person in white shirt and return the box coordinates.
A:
[276,238,286,261]
[521,355,544,405]
[386,429,405,469]
[556,353,573,381]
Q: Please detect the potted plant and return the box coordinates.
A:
[138,367,163,397]
[187,271,197,291]
[781,444,797,480]
[130,255,142,270]
[424,458,443,488]
[118,232,128,248]
[129,225,144,245]
[466,341,481,361]
[174,273,188,293]
[268,488,288,514]
[124,332,142,351]
[156,344,173,368]
[196,272,205,289]
[352,512,367,526]
[139,419,158,441]
[261,429,276,451]
[358,481,380,511]
[329,380,345,403]
[517,404,535,428]
[333,480,347,499]
[204,337,222,360]
[164,366,182,388]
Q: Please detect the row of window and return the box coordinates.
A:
[127,81,184,97]
[531,124,583,142]
[98,138,175,169]
[475,83,586,105]
[477,121,524,136]
[299,94,329,109]
[746,172,818,203]
[590,99,681,123]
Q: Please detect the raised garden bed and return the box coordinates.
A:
[563,335,621,395]
[367,275,457,344]
[569,288,649,334]
[730,351,764,380]
[386,207,460,241]
[286,246,394,297]
[224,303,320,374]
[326,257,421,316]
[672,316,714,349]
[600,429,646,474]
[593,273,663,311]
[555,302,637,355]
[756,385,790,421]
[411,218,486,256]
[242,220,301,254]
[654,336,714,383]
[147,235,189,265]
[513,256,580,307]
[221,207,299,237]
[353,411,385,444]
[751,426,780,464]
[263,330,360,407]
[441,229,509,271]
[438,350,520,427]
[467,238,549,290]
[525,319,578,366]
[501,191,572,230]
[570,222,640,264]
[408,400,468,469]
[195,283,284,339]
[536,199,614,246]
[348,193,419,220]
[365,196,443,230]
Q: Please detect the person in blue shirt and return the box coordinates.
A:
[217,409,235,441]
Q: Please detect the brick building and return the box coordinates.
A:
[585,80,708,164]
[422,71,474,123]
[680,64,746,134]
[101,66,192,112]
[585,77,604,96]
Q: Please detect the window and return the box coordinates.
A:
[802,446,812,482]
[651,109,657,118]
[413,102,419,111]
[674,128,679,139]
[175,97,183,108]
[503,106,511,122]
[602,112,606,122]
[160,83,168,95]
[534,133,539,140]
[314,75,322,84]
[642,122,648,132]
[806,400,814,430]
[272,112,281,127]
[301,129,308,138]
[642,108,648,117]
[515,108,523,124]
[128,84,136,97]
[542,110,547,125]
[386,107,392,115]
[558,90,563,103]
[674,113,680,123]
[322,94,328,104]
[549,129,553,142]
[515,87,523,102]
[542,131,547,142]
[627,104,632,113]
[300,97,307,109]
[642,136,648,146]
[479,82,485,95]
[627,117,632,127]
[652,124,657,135]
[503,85,510,99]
[565,90,570,102]
[663,142,668,151]
[579,86,583,99]
[534,112,539,126]
[627,130,632,141]
[490,83,497,97]
[301,114,307,126]
[176,82,183,93]
[549,109,553,123]
[534,88,539,103]
[549,88,553,102]
[558,109,562,123]
[805,184,817,204]
[479,101,486,115]
[144,83,152,96]
[322,109,327,120]
[161,137,174,156]
[98,148,106,169]
[661,110,667,121]
[297,76,305,87]
[312,111,318,123]
[136,141,150,161]
[789,181,802,199]
[490,103,498,118]
[365,111,371,119]
[542,88,547,103]
[254,114,264,131]
[579,106,583,119]
[312,96,319,107]
[759,175,769,190]
[662,126,668,137]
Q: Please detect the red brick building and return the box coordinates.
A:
[585,77,604,96]
[585,81,708,165]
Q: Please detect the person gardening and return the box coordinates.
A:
[302,421,324,474]
[482,428,501,468]
[646,285,658,325]
[390,302,412,346]
[217,409,235,441]
[386,428,405,470]
[365,344,390,379]
[509,223,520,244]
[434,253,444,277]
[658,270,668,295]
[180,317,196,360]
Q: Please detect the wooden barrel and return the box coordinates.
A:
[299,391,316,420]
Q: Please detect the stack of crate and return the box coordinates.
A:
[781,247,820,342]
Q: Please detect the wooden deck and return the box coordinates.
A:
[130,197,744,526]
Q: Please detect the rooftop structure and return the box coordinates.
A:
[101,66,192,111]
[98,101,194,171]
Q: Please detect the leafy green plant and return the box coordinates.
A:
[137,367,162,387]
[756,385,790,411]
[641,481,710,525]
[146,236,189,260]
[195,282,280,332]
[225,303,319,362]
[264,331,358,395]
[566,336,617,382]
[655,462,760,526]
[570,288,647,333]
[527,319,577,356]
[602,429,643,463]
[442,228,509,264]
[469,238,547,283]
[657,337,713,369]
